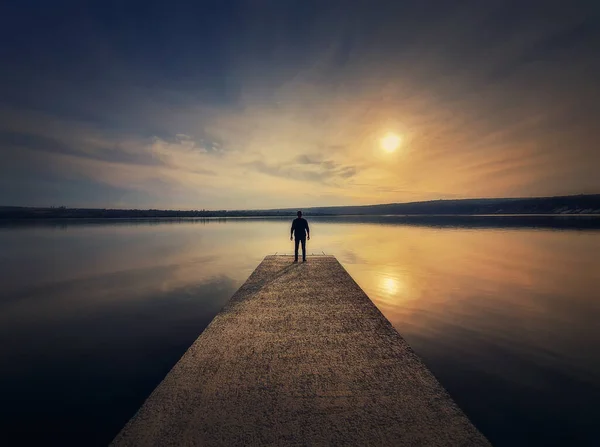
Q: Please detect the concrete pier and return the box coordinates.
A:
[112,255,490,446]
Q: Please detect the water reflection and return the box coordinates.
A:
[332,225,600,446]
[0,218,599,446]
[381,275,400,296]
[375,269,412,307]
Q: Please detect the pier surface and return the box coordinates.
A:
[113,255,489,446]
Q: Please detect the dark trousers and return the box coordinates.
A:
[294,237,306,261]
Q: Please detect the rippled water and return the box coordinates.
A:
[1,217,599,446]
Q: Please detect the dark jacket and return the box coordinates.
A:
[291,217,309,239]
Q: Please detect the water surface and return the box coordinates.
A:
[1,217,599,445]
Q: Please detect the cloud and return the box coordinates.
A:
[149,137,217,175]
[0,1,598,208]
[0,130,162,167]
[246,156,358,185]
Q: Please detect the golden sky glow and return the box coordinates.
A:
[0,2,598,209]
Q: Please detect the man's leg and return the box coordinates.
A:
[301,237,306,261]
[294,237,300,262]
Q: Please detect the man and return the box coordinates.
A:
[290,210,310,262]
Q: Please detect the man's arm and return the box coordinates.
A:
[306,220,310,240]
[290,220,294,240]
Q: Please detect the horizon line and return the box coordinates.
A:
[2,193,599,213]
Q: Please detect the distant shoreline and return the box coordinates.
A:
[2,213,600,231]
[2,213,600,219]
[2,194,600,219]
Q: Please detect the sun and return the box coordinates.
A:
[380,132,402,153]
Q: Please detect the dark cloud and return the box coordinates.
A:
[0,129,217,180]
[0,131,160,167]
[338,166,357,179]
[294,155,321,165]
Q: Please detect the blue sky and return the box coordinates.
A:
[1,0,599,209]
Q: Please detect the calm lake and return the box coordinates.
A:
[1,217,599,446]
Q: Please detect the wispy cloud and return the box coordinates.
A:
[246,157,358,185]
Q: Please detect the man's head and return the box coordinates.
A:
[297,210,302,218]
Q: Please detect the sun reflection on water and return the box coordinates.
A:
[381,276,399,295]
[373,269,414,309]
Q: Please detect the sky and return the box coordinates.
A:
[1,0,599,210]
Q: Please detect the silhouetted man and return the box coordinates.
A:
[290,210,310,262]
